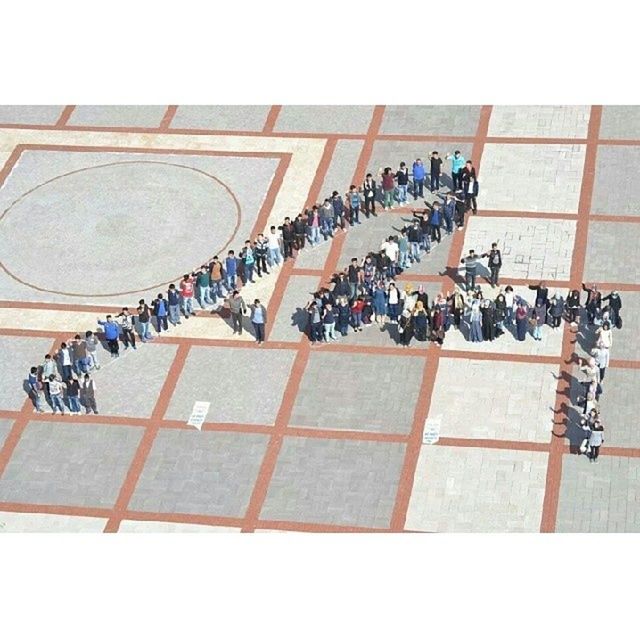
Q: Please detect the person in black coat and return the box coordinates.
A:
[602,291,622,328]
[566,289,581,326]
[281,217,296,260]
[461,161,479,214]
[481,243,502,288]
[582,283,602,325]
[362,174,377,218]
[528,281,549,307]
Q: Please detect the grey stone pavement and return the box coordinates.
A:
[1,104,640,533]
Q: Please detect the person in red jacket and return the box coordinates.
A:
[351,297,365,332]
[179,273,196,318]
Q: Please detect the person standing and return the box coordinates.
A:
[97,315,120,357]
[532,300,546,341]
[250,299,267,344]
[241,240,257,283]
[588,421,604,463]
[411,158,426,200]
[362,173,377,218]
[481,242,502,288]
[566,289,581,327]
[350,297,365,333]
[209,256,226,299]
[446,150,466,191]
[429,151,443,193]
[167,284,182,326]
[442,192,455,235]
[117,308,137,349]
[528,281,549,307]
[407,220,423,263]
[228,290,247,335]
[428,202,442,244]
[461,160,478,214]
[468,298,483,342]
[307,206,322,245]
[503,285,515,327]
[548,293,565,329]
[515,302,529,341]
[179,273,196,318]
[372,283,388,324]
[347,258,361,301]
[460,250,479,292]
[70,334,89,375]
[292,214,307,252]
[41,354,57,404]
[137,299,153,341]
[582,283,602,325]
[267,226,284,265]
[387,282,400,324]
[322,302,338,341]
[306,301,324,344]
[48,375,66,415]
[85,331,101,370]
[152,293,169,333]
[602,290,622,328]
[380,168,396,210]
[81,373,98,415]
[592,345,610,382]
[56,342,73,381]
[398,309,413,347]
[412,301,429,342]
[454,191,466,230]
[331,191,346,231]
[28,366,44,413]
[66,374,82,415]
[395,162,409,206]
[348,185,361,224]
[281,217,296,259]
[196,265,213,309]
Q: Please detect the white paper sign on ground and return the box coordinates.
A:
[187,401,210,431]
[422,415,442,445]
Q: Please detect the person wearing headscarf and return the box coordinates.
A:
[412,301,429,341]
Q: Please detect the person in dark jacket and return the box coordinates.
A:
[306,301,323,344]
[602,290,622,328]
[454,191,466,229]
[97,314,120,357]
[481,242,502,288]
[429,151,443,193]
[548,293,565,328]
[398,309,413,347]
[362,174,377,218]
[528,281,549,307]
[281,217,296,260]
[332,273,352,300]
[494,293,507,334]
[152,293,169,333]
[167,283,182,326]
[336,298,351,336]
[566,289,581,326]
[332,191,346,230]
[481,300,497,341]
[461,250,480,292]
[461,161,479,214]
[582,283,602,325]
[442,192,456,235]
[293,214,307,251]
[428,202,443,244]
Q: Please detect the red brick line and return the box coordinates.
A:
[265,137,337,341]
[609,359,640,370]
[289,267,324,277]
[262,106,282,133]
[253,520,391,534]
[122,511,245,528]
[589,214,640,224]
[249,152,291,240]
[159,105,178,131]
[389,105,494,531]
[0,146,22,186]
[241,344,311,532]
[102,343,191,533]
[540,105,602,533]
[54,106,75,128]
[437,437,550,453]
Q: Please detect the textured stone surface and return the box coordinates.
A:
[260,436,405,528]
[129,429,268,517]
[0,511,107,532]
[380,106,481,136]
[406,445,548,532]
[584,221,640,284]
[290,351,426,434]
[431,358,559,442]
[165,346,295,425]
[319,139,364,198]
[488,106,590,138]
[171,105,271,131]
[274,106,374,134]
[67,105,167,128]
[118,520,241,533]
[556,454,640,533]
[0,421,143,507]
[0,105,65,124]
[268,275,320,343]
[599,106,640,139]
[591,145,640,215]
[479,143,586,213]
[0,419,14,450]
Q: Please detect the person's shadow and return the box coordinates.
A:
[291,307,309,335]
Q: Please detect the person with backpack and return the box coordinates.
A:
[167,284,182,326]
[117,308,137,348]
[362,173,377,218]
[152,293,169,333]
[137,299,154,340]
[481,242,502,288]
[97,314,121,357]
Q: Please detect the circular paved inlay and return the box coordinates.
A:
[0,160,241,297]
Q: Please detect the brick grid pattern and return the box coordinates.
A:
[1,105,640,532]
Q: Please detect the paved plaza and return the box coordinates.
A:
[0,104,639,533]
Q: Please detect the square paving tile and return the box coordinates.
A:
[90,342,177,418]
[0,105,65,125]
[406,445,548,532]
[584,221,640,284]
[319,139,364,198]
[599,106,640,140]
[488,106,590,138]
[290,351,426,434]
[293,237,332,270]
[556,454,640,532]
[0,336,56,411]
[0,418,14,450]
[268,275,320,343]
[118,520,241,533]
[165,346,296,425]
[129,429,268,518]
[0,421,143,508]
[479,143,585,213]
[0,511,107,533]
[67,105,168,128]
[274,106,374,135]
[170,105,271,131]
[594,367,640,448]
[432,358,559,442]
[260,436,405,528]
[369,140,474,195]
[463,216,576,280]
[591,145,640,215]
[380,106,481,137]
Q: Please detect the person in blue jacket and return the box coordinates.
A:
[446,150,466,191]
[372,283,388,324]
[97,314,120,358]
[412,158,426,200]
